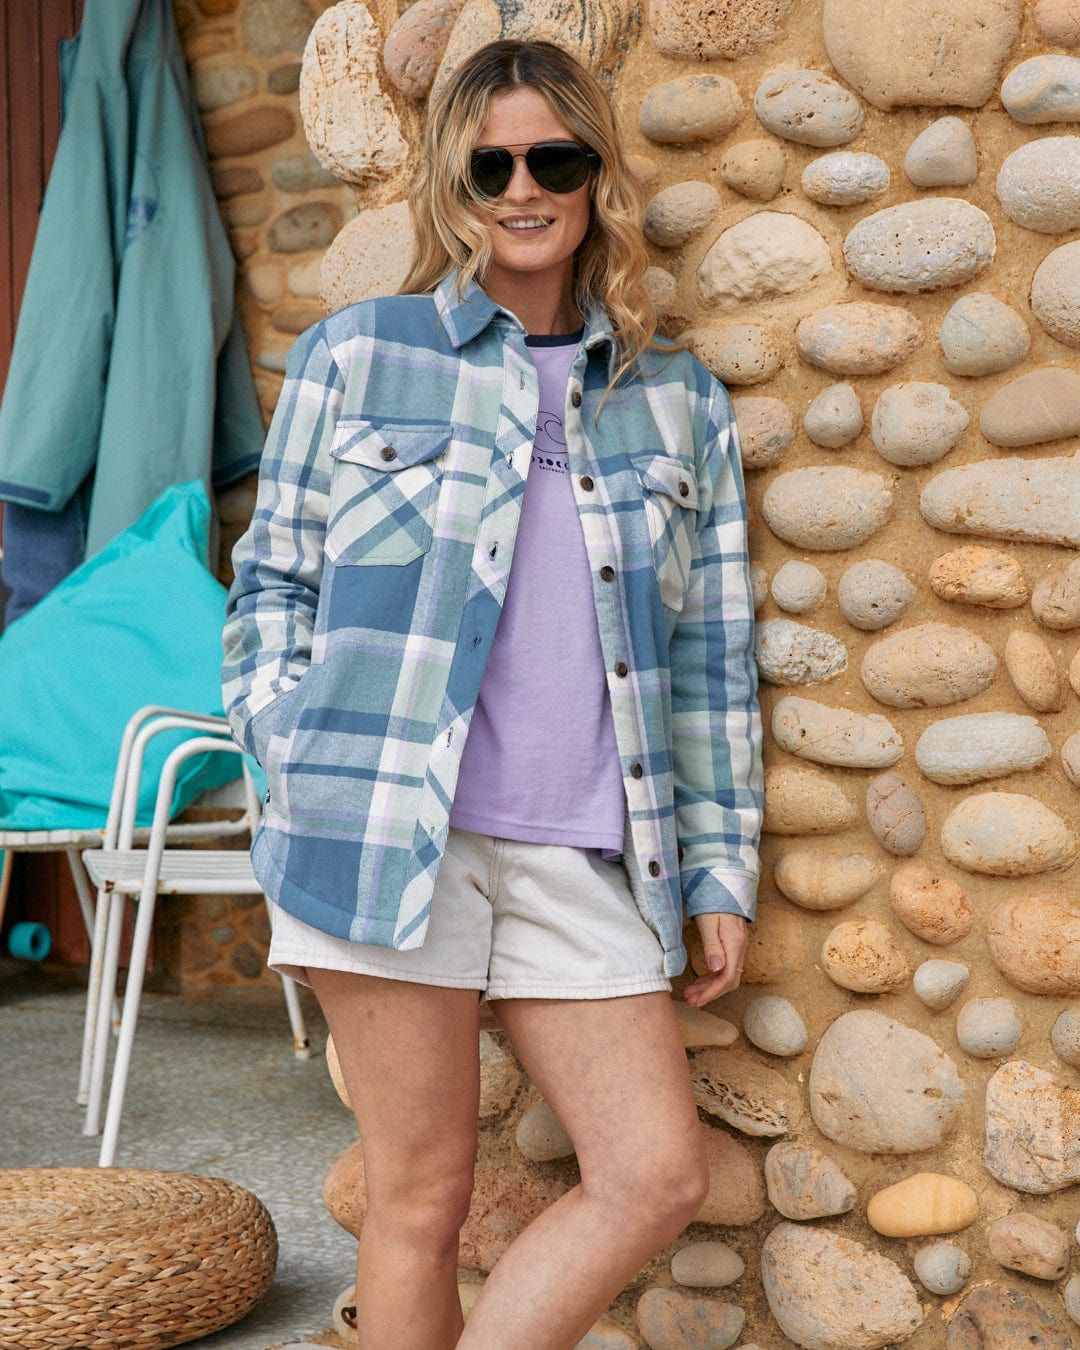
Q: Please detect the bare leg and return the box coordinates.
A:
[309,970,481,1350]
[458,993,708,1350]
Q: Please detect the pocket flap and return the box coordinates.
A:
[330,419,451,471]
[629,452,699,510]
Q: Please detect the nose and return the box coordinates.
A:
[501,154,542,202]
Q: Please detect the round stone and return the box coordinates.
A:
[956,997,1022,1058]
[267,61,301,94]
[1066,1275,1080,1327]
[763,467,893,550]
[755,619,846,684]
[731,396,794,470]
[698,213,832,307]
[843,199,996,293]
[913,1242,972,1296]
[801,152,889,206]
[245,261,285,304]
[272,302,326,335]
[639,74,743,144]
[242,0,314,56]
[870,381,968,466]
[1051,1009,1080,1067]
[211,164,264,198]
[627,154,661,189]
[636,1289,744,1350]
[1036,0,1080,45]
[764,1140,856,1220]
[268,202,341,253]
[866,773,926,855]
[939,292,1030,376]
[928,546,1027,609]
[948,1286,1073,1349]
[742,996,807,1057]
[890,865,973,946]
[989,1213,1070,1280]
[1004,630,1065,712]
[749,564,768,611]
[271,150,338,192]
[771,696,903,769]
[770,561,827,613]
[319,202,415,312]
[763,764,856,836]
[719,139,787,201]
[837,560,916,631]
[774,849,879,911]
[861,623,997,709]
[809,1011,965,1154]
[761,1223,924,1350]
[913,960,970,1010]
[670,1241,745,1290]
[1002,54,1080,123]
[698,1126,767,1226]
[650,0,796,60]
[1064,731,1080,785]
[287,257,321,297]
[643,267,676,315]
[981,367,1080,446]
[254,348,289,373]
[192,62,258,111]
[821,918,910,994]
[516,1100,575,1161]
[1031,556,1080,628]
[823,0,1020,110]
[682,325,783,386]
[796,303,925,375]
[643,181,721,248]
[988,894,1080,995]
[753,69,865,147]
[205,104,295,157]
[383,0,462,98]
[1032,239,1080,346]
[915,712,1052,785]
[921,452,1080,548]
[942,793,1078,877]
[867,1174,979,1238]
[904,117,978,187]
[984,1060,1080,1195]
[998,136,1080,232]
[804,382,863,448]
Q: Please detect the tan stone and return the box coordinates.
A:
[741,904,805,984]
[383,0,464,98]
[211,164,264,198]
[245,261,286,305]
[984,1060,1080,1193]
[1036,0,1080,44]
[681,324,783,386]
[319,203,416,311]
[626,154,661,189]
[1031,557,1080,630]
[928,546,1027,609]
[891,869,972,945]
[515,1099,575,1161]
[670,1240,745,1288]
[325,1032,350,1109]
[697,1125,767,1226]
[764,1140,857,1220]
[205,104,296,157]
[636,1289,745,1349]
[989,1213,1070,1280]
[692,1045,802,1137]
[639,74,744,145]
[697,213,832,308]
[860,622,997,709]
[822,918,911,993]
[763,763,856,835]
[643,180,721,248]
[429,0,500,101]
[988,894,1080,996]
[980,367,1080,447]
[651,0,794,60]
[941,792,1078,877]
[672,1001,739,1048]
[719,139,787,200]
[323,1138,367,1238]
[478,1031,521,1118]
[1004,629,1064,711]
[272,301,326,333]
[1071,646,1080,698]
[577,1315,639,1349]
[731,396,794,470]
[774,850,879,911]
[866,773,927,856]
[795,302,924,375]
[867,1173,978,1237]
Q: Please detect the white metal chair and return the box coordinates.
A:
[82,709,311,1167]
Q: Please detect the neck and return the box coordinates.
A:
[481,260,581,336]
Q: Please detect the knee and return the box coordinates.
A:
[367,1155,476,1248]
[587,1136,710,1236]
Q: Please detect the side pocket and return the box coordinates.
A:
[628,451,699,613]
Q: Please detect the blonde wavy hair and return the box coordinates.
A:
[399,40,665,397]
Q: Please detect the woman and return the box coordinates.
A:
[223,39,762,1350]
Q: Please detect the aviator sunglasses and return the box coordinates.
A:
[468,139,601,200]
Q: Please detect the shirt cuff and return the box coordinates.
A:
[682,869,758,922]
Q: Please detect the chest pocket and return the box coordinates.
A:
[326,419,450,566]
[629,451,699,613]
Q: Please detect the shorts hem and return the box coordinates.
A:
[268,950,487,992]
[484,976,672,1000]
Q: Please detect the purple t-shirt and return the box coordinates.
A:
[449,333,626,854]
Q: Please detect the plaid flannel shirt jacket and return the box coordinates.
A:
[222,273,763,978]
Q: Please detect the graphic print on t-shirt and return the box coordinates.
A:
[532,409,568,474]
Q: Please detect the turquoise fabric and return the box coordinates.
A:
[0,482,258,831]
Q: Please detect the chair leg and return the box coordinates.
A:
[84,890,126,1137]
[263,898,312,1059]
[77,882,111,1107]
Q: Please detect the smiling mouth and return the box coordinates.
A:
[498,217,554,233]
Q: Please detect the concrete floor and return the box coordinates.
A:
[0,958,360,1349]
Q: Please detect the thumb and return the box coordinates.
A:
[699,928,727,974]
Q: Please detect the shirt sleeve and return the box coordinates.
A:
[669,375,764,921]
[221,326,344,762]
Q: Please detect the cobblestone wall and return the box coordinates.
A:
[176,0,1080,1344]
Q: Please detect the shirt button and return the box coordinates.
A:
[630,762,643,779]
[600,565,615,582]
[380,446,397,462]
[580,475,595,492]
[648,859,661,878]
[614,661,628,678]
[571,390,582,408]
[678,479,690,497]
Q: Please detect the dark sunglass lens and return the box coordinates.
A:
[526,143,590,193]
[469,148,513,198]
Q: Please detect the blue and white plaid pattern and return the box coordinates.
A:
[222,274,763,977]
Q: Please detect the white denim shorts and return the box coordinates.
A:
[268,826,670,1000]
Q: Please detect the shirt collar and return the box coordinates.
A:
[433,270,618,376]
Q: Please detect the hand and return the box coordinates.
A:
[683,913,749,1007]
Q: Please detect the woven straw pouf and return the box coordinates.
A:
[0,1168,277,1350]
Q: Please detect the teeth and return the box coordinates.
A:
[502,218,549,230]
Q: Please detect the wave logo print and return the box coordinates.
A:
[125,156,160,250]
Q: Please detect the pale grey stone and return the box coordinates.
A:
[192,63,258,111]
[755,619,847,685]
[989,1213,1070,1279]
[982,367,1080,446]
[997,136,1080,232]
[762,467,893,551]
[1063,731,1080,786]
[915,712,1053,785]
[243,0,314,56]
[920,452,1080,547]
[913,960,970,1011]
[939,292,1030,376]
[698,213,832,307]
[772,696,903,769]
[271,150,338,192]
[843,198,995,292]
[865,772,926,856]
[861,623,997,710]
[913,1241,971,1296]
[764,1140,856,1220]
[255,349,289,372]
[743,997,808,1058]
[956,997,1022,1058]
[904,117,978,187]
[771,561,827,613]
[942,793,1077,877]
[809,1011,964,1153]
[516,1100,575,1162]
[636,1289,744,1350]
[682,324,783,386]
[749,564,768,611]
[268,202,341,253]
[1001,54,1080,123]
[1065,1275,1080,1326]
[267,61,302,94]
[753,70,864,146]
[796,303,924,375]
[639,74,743,144]
[761,1223,924,1349]
[801,152,889,206]
[643,266,676,314]
[731,396,794,470]
[1051,1009,1080,1068]
[837,560,915,631]
[870,381,968,466]
[670,1241,745,1289]
[804,382,862,448]
[1031,239,1080,346]
[643,181,720,248]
